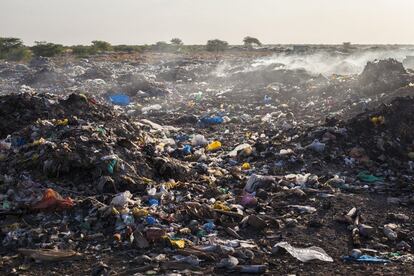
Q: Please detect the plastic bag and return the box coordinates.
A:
[31,188,74,210]
[191,134,208,146]
[109,94,130,106]
[227,144,252,157]
[244,174,275,193]
[273,242,333,262]
[199,116,224,126]
[306,139,326,152]
[357,171,384,183]
[342,254,390,263]
[111,191,133,207]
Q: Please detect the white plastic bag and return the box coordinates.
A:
[273,242,333,262]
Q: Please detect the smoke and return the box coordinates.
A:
[212,47,414,78]
[251,48,414,76]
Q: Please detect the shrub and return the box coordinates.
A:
[91,40,113,52]
[5,47,32,61]
[152,41,170,52]
[0,37,25,59]
[71,45,96,57]
[206,39,228,52]
[113,45,138,53]
[31,41,64,57]
[170,38,183,46]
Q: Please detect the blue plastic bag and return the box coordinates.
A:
[109,94,130,106]
[202,221,215,232]
[199,116,224,126]
[183,144,192,155]
[148,198,159,207]
[145,215,157,225]
[342,255,390,263]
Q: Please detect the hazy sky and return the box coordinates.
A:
[1,0,414,45]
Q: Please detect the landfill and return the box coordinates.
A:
[1,47,414,275]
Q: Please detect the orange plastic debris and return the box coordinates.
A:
[31,188,74,210]
[113,233,122,241]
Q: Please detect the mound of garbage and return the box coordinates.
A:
[358,59,409,95]
[344,97,414,165]
[0,92,190,197]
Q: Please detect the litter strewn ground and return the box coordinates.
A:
[1,48,414,275]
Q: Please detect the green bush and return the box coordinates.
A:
[170,38,183,46]
[31,41,64,57]
[91,40,112,52]
[113,45,138,53]
[71,45,96,57]
[5,47,32,61]
[0,37,24,59]
[206,39,228,52]
[152,41,171,52]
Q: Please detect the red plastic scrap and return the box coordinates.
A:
[31,188,74,210]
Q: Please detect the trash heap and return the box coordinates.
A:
[358,58,410,95]
[345,97,414,164]
[1,53,414,275]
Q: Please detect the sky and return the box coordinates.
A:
[1,0,414,46]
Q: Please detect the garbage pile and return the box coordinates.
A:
[358,58,410,95]
[1,51,414,275]
[345,97,414,164]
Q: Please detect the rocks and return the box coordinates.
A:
[358,224,375,238]
[383,224,398,240]
[388,213,410,222]
[246,215,267,230]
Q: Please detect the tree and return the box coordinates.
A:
[31,41,64,57]
[243,36,262,47]
[0,37,23,52]
[153,41,170,51]
[91,40,113,52]
[170,38,183,46]
[206,39,228,52]
[0,37,32,62]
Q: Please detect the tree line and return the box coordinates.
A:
[0,36,262,61]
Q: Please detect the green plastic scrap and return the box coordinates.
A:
[96,127,106,136]
[108,159,117,174]
[389,252,401,257]
[357,171,384,183]
[195,91,203,101]
[218,187,229,194]
[2,200,10,210]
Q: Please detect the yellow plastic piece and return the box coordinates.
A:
[213,201,230,211]
[111,207,120,215]
[56,119,68,126]
[206,141,222,151]
[169,239,185,249]
[32,138,46,146]
[370,116,385,126]
[132,207,149,218]
[241,162,251,170]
